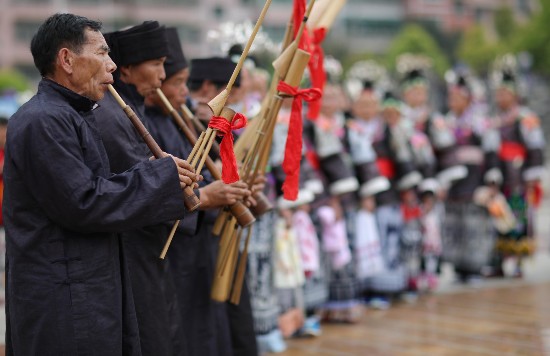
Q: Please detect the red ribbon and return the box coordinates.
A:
[208,113,248,184]
[307,28,327,119]
[277,81,322,200]
[292,0,310,50]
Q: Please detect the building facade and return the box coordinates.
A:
[0,0,537,80]
[0,0,406,80]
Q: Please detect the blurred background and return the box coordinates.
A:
[1,0,550,353]
[1,0,549,107]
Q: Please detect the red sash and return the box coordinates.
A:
[499,141,526,161]
[376,158,396,179]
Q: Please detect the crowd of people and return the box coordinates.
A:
[1,12,546,356]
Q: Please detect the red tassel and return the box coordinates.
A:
[207,113,248,183]
[292,0,310,50]
[307,27,327,119]
[277,81,322,200]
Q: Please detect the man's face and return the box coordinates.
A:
[121,57,167,97]
[190,81,222,121]
[161,68,190,108]
[70,29,116,101]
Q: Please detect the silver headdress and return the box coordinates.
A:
[344,59,389,101]
[490,53,519,90]
[396,53,433,75]
[206,21,278,59]
[396,53,433,89]
[324,55,344,83]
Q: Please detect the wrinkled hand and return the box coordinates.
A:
[199,180,251,209]
[244,174,267,207]
[168,154,202,189]
[250,174,267,195]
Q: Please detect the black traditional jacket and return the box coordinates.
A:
[3,79,185,355]
[94,79,189,356]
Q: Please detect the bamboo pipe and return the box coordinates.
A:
[156,89,255,228]
[155,93,255,259]
[309,0,346,30]
[158,130,206,259]
[181,102,273,218]
[210,225,242,302]
[207,0,274,116]
[189,0,273,184]
[213,1,316,302]
[107,85,201,212]
[230,227,253,304]
[272,0,316,80]
[233,16,294,162]
[212,208,230,236]
[181,104,220,155]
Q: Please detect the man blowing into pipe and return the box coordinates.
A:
[93,21,203,355]
[3,13,199,355]
[144,30,254,355]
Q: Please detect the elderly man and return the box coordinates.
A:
[144,31,254,355]
[93,21,204,355]
[3,13,198,355]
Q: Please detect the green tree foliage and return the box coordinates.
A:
[384,24,449,77]
[511,0,550,75]
[494,6,516,40]
[456,25,500,75]
[0,69,30,93]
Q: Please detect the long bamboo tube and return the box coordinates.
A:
[155,90,255,258]
[188,0,273,185]
[107,85,201,212]
[212,0,318,303]
[158,90,255,225]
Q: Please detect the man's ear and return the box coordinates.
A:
[57,48,74,75]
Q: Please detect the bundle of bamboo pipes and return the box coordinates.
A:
[155,90,256,259]
[158,0,273,259]
[107,84,201,213]
[210,0,318,305]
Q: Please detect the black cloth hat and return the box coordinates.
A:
[104,21,169,66]
[188,57,240,87]
[164,27,188,79]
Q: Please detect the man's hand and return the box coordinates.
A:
[199,180,251,209]
[169,155,202,189]
[244,174,267,207]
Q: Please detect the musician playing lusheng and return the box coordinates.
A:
[3,13,198,355]
[93,21,202,355]
[144,32,253,356]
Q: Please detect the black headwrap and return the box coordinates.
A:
[164,27,188,80]
[104,21,169,66]
[188,57,240,87]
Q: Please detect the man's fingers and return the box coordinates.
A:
[246,196,257,207]
[179,174,193,187]
[229,181,248,189]
[175,159,195,173]
[176,166,200,182]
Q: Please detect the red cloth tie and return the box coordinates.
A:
[277,81,322,200]
[208,113,248,183]
[307,27,327,119]
[292,0,310,50]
